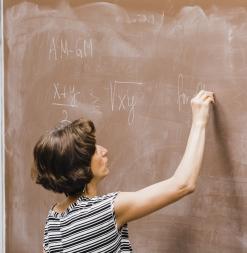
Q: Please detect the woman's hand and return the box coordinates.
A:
[191,90,215,127]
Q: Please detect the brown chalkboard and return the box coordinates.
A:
[4,0,247,252]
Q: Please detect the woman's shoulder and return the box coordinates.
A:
[46,192,119,218]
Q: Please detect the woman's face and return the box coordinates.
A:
[91,145,109,180]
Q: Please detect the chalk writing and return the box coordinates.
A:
[49,37,93,60]
[127,14,154,24]
[60,110,72,124]
[116,11,164,27]
[52,82,80,108]
[110,81,143,125]
[177,73,206,112]
[89,89,101,111]
[177,73,189,112]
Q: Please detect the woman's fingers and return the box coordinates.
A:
[195,90,213,98]
[202,93,214,102]
[196,90,215,103]
[204,96,215,104]
[196,90,205,98]
[191,90,215,127]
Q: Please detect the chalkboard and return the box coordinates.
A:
[4,1,247,252]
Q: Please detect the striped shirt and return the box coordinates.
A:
[43,192,133,253]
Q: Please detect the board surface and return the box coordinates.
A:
[4,1,247,252]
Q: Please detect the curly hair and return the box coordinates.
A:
[31,118,96,196]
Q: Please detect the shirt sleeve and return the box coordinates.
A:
[109,192,120,232]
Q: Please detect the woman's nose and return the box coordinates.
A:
[102,146,108,156]
[98,145,108,156]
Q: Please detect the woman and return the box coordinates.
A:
[32,90,215,253]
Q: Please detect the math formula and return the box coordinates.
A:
[51,82,81,123]
[110,81,144,125]
[52,82,80,108]
[49,37,93,61]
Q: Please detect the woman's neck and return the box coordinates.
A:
[54,180,100,213]
[67,178,99,202]
[83,180,99,198]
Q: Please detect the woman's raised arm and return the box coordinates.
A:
[114,90,215,229]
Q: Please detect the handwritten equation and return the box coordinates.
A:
[49,37,93,61]
[110,80,144,125]
[51,82,81,123]
[52,82,80,108]
[177,73,206,112]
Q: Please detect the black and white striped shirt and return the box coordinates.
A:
[43,192,133,252]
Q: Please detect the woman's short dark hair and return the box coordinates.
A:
[31,118,96,196]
